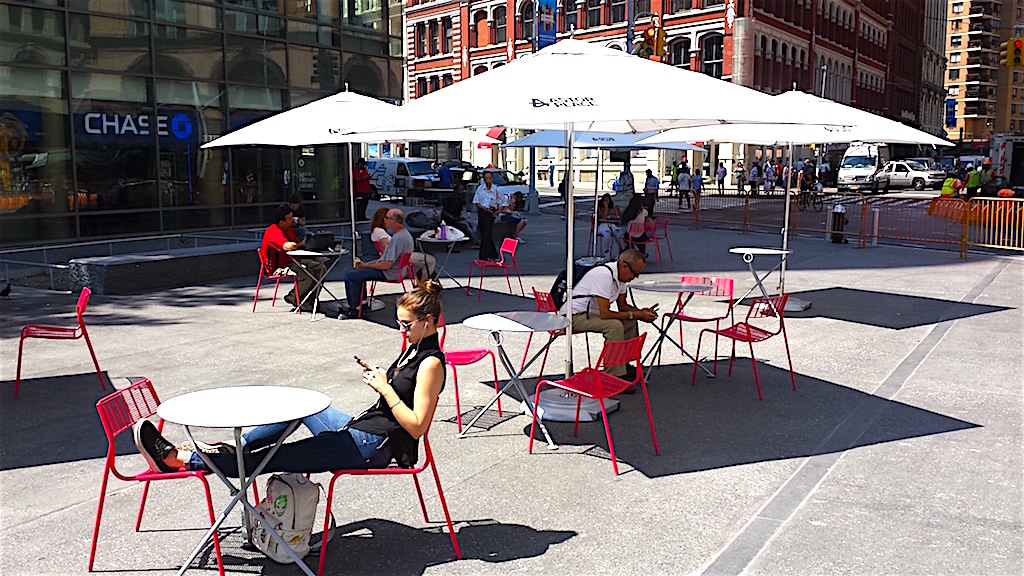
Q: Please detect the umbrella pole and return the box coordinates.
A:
[780,142,793,291]
[565,123,575,379]
[348,143,357,268]
[592,150,601,255]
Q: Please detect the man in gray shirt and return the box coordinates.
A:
[343,208,414,317]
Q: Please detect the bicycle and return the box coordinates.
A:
[798,187,824,212]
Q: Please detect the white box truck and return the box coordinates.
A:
[990,133,1024,189]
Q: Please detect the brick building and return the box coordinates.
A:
[404,0,942,178]
[943,0,1024,147]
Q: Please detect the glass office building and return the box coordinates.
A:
[0,0,404,246]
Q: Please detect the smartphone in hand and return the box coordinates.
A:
[354,355,372,370]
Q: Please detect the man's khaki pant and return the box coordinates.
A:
[571,312,638,377]
[278,258,325,304]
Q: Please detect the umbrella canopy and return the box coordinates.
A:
[201,91,498,148]
[504,130,703,151]
[636,91,954,147]
[354,40,829,134]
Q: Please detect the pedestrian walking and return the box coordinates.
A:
[716,162,727,194]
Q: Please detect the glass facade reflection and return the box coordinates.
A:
[0,0,403,245]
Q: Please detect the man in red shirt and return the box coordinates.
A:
[353,157,372,221]
[262,206,325,311]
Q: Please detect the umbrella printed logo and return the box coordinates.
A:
[531,97,596,108]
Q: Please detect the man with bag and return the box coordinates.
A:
[558,249,657,382]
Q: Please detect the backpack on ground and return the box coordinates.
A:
[247,473,333,564]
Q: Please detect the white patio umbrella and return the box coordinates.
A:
[636,90,954,309]
[337,41,841,383]
[202,90,498,267]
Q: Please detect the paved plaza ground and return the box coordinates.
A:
[1,206,1022,575]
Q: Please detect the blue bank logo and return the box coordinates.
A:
[170,113,192,139]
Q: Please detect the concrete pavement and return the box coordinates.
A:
[1,207,1021,575]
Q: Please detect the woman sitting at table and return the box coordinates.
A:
[370,206,391,255]
[596,193,624,259]
[620,194,650,257]
[134,281,446,474]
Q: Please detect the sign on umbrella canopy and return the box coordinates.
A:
[504,130,703,151]
[357,40,826,134]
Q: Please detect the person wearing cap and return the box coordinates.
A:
[964,163,982,200]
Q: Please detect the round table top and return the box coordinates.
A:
[287,249,349,257]
[418,236,469,243]
[631,281,714,293]
[157,386,332,429]
[463,311,570,333]
[728,247,791,257]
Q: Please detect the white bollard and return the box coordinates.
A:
[872,208,880,246]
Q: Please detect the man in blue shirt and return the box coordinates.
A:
[437,163,453,188]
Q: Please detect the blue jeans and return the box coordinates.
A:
[189,407,391,475]
[344,267,386,310]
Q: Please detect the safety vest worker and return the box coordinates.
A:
[940,177,960,197]
[965,169,982,189]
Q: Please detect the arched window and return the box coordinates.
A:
[611,0,626,23]
[586,0,601,28]
[442,17,452,52]
[494,7,507,43]
[473,65,488,75]
[669,38,691,69]
[521,1,534,40]
[701,33,724,78]
[562,0,577,32]
[473,11,488,47]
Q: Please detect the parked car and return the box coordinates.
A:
[364,157,439,203]
[875,160,947,191]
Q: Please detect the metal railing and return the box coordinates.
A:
[654,187,1024,257]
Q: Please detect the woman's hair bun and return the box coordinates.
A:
[421,278,443,295]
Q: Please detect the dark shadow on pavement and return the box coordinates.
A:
[521,362,979,479]
[781,287,1011,330]
[220,518,576,576]
[0,373,132,471]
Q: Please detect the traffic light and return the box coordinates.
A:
[655,27,668,58]
[640,27,657,58]
[1000,38,1024,67]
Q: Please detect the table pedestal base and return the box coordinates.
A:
[784,296,811,312]
[523,390,619,422]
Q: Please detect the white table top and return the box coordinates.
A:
[287,249,349,257]
[631,281,714,294]
[157,386,331,429]
[728,247,791,257]
[418,236,468,243]
[464,311,570,333]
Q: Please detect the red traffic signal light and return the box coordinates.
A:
[1014,39,1023,49]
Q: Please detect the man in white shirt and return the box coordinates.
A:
[558,249,657,379]
[473,171,501,260]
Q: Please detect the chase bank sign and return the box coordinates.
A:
[82,112,193,139]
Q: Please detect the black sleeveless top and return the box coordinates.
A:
[349,333,445,467]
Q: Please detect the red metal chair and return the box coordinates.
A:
[360,252,419,318]
[529,334,658,475]
[691,294,796,400]
[627,221,660,265]
[316,420,460,576]
[467,237,525,300]
[89,379,224,575]
[520,288,591,377]
[402,316,502,434]
[652,217,673,261]
[660,276,735,372]
[252,248,300,313]
[16,287,106,397]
